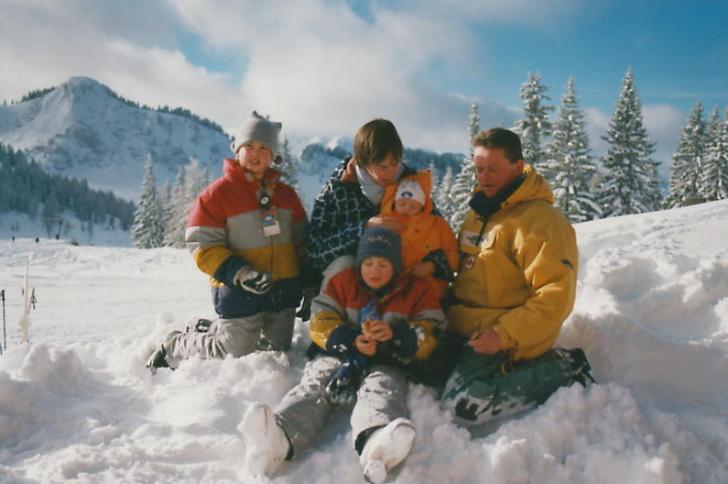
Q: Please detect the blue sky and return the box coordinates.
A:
[2,0,727,175]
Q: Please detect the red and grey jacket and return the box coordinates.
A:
[309,258,446,362]
[185,158,307,317]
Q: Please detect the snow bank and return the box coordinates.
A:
[1,200,727,483]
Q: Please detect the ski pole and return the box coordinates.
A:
[1,289,6,354]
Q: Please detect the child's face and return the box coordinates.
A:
[360,256,394,290]
[394,198,424,217]
[237,141,272,180]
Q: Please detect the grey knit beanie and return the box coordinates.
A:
[231,111,282,158]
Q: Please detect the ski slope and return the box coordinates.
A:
[1,200,727,483]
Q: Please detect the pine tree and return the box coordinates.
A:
[666,102,707,207]
[545,78,600,222]
[598,70,661,216]
[42,191,61,237]
[185,159,209,210]
[435,165,455,222]
[131,156,164,248]
[468,103,481,156]
[428,161,438,188]
[703,108,728,201]
[163,167,188,247]
[278,137,299,188]
[514,72,553,175]
[449,156,475,229]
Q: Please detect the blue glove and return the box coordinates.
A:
[324,353,367,406]
[376,321,419,363]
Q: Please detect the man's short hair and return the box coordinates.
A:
[354,119,403,167]
[473,128,523,163]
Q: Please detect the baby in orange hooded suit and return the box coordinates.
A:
[379,170,458,299]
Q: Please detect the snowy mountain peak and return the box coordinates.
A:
[0,76,230,200]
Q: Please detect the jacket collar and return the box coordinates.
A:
[223,158,282,189]
[469,164,553,217]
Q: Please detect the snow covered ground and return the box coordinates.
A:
[1,200,727,483]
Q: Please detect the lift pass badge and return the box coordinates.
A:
[261,209,281,237]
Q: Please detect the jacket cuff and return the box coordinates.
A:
[422,250,453,281]
[325,324,362,354]
[493,325,517,351]
[213,256,250,288]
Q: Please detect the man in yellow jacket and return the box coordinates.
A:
[441,128,592,425]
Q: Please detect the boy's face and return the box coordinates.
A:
[360,256,394,290]
[365,153,400,187]
[394,198,424,217]
[237,141,273,180]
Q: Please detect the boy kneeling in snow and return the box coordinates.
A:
[146,111,306,370]
[239,226,446,483]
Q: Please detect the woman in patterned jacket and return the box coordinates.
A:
[301,119,451,314]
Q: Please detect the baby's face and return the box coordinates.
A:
[394,198,424,216]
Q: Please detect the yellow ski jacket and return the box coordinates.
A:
[448,165,578,360]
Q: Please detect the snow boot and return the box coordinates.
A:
[359,418,416,484]
[238,403,290,477]
[145,345,171,374]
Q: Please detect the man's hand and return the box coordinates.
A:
[411,261,436,277]
[354,335,378,356]
[362,320,393,342]
[468,328,502,354]
[367,216,404,233]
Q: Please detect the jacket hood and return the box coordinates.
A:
[380,169,434,217]
[501,164,554,210]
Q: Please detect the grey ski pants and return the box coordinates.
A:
[162,308,295,366]
[274,355,409,456]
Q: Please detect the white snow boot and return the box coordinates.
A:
[238,403,290,477]
[359,418,416,484]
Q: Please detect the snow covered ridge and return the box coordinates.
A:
[1,201,728,482]
[0,76,230,200]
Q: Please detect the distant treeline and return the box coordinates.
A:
[10,82,228,136]
[0,143,136,231]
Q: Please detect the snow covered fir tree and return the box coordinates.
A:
[545,78,600,222]
[702,108,728,201]
[131,156,164,249]
[162,166,187,248]
[277,136,299,188]
[597,70,662,216]
[666,102,707,208]
[514,72,553,175]
[447,103,481,228]
[434,165,456,223]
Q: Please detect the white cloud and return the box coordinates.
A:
[0,0,577,153]
[166,0,535,151]
[0,0,239,124]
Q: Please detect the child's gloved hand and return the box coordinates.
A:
[324,354,367,405]
[376,321,419,363]
[234,267,273,294]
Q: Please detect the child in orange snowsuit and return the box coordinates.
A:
[378,170,458,299]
